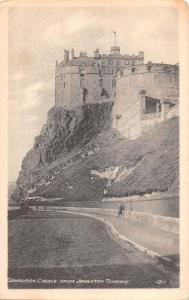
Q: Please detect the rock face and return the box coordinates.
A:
[12,101,179,203]
[12,102,114,202]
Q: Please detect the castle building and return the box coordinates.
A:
[55,43,144,108]
[55,37,179,139]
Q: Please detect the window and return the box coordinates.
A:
[120,70,124,76]
[109,60,113,65]
[145,97,161,114]
[63,82,66,88]
[101,88,109,98]
[82,88,88,103]
[147,65,152,71]
[99,78,103,87]
[132,60,136,65]
[125,60,129,65]
[132,67,136,73]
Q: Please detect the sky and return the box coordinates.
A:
[8,6,179,182]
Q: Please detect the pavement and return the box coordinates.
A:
[61,209,179,269]
[8,208,179,288]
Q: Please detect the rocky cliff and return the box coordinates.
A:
[12,102,113,202]
[12,101,179,203]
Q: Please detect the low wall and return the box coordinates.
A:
[66,207,179,234]
[124,211,179,234]
[102,194,179,218]
[141,113,162,133]
[52,194,179,218]
[165,106,179,120]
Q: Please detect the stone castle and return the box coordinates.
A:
[55,37,179,139]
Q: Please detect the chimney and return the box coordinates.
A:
[80,51,87,57]
[64,50,69,62]
[138,51,144,58]
[94,49,100,59]
[71,48,74,60]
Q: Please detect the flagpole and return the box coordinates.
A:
[113,31,117,46]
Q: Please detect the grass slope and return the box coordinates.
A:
[35,117,179,200]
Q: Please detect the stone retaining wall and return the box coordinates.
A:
[66,207,179,234]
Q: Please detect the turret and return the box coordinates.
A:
[64,50,69,62]
[138,51,144,58]
[80,51,87,57]
[110,45,120,56]
[111,31,120,56]
[94,49,100,59]
[71,48,74,60]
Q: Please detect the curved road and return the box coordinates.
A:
[8,210,178,288]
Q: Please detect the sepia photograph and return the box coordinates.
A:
[1,0,188,298]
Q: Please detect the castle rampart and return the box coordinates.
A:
[117,63,179,78]
[113,63,179,139]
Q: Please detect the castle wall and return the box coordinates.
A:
[102,73,115,99]
[69,73,82,107]
[55,47,144,108]
[113,96,141,138]
[83,72,101,102]
[115,70,179,114]
[55,76,63,106]
[141,113,162,133]
[113,64,179,139]
[55,65,80,108]
[63,73,71,107]
[165,105,179,120]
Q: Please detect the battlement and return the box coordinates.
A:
[113,60,179,139]
[117,63,179,79]
[55,46,144,71]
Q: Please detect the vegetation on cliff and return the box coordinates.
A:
[12,101,179,203]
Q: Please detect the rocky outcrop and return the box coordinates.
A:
[12,102,179,204]
[12,102,114,202]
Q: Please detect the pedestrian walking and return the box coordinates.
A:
[117,204,124,217]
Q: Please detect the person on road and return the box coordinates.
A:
[117,204,124,217]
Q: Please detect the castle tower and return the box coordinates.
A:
[110,31,120,56]
[64,50,69,62]
[110,45,120,56]
[94,49,100,59]
[71,48,74,60]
